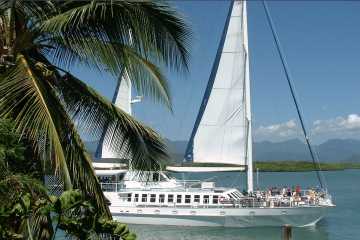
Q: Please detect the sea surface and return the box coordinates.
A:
[128,170,360,240]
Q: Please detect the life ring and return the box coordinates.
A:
[219,196,225,203]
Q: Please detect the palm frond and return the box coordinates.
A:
[55,72,169,171]
[40,1,191,72]
[120,44,172,110]
[0,0,57,23]
[30,79,111,216]
[0,54,72,189]
[42,37,172,108]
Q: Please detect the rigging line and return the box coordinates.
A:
[262,1,327,189]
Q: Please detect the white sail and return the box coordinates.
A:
[114,73,132,115]
[185,1,252,170]
[97,73,132,159]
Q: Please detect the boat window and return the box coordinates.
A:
[127,193,132,202]
[177,195,182,204]
[152,173,159,182]
[150,194,156,203]
[141,194,147,202]
[117,173,125,181]
[160,173,167,181]
[230,193,237,199]
[228,194,234,199]
[194,195,200,203]
[203,195,209,204]
[185,195,191,204]
[168,194,174,203]
[134,194,139,202]
[233,192,242,198]
[159,194,165,203]
[234,191,241,198]
[213,195,219,204]
[118,193,128,201]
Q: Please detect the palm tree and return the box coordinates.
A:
[0,0,191,217]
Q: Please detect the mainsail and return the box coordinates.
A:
[96,73,132,159]
[182,0,253,190]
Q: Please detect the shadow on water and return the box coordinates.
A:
[129,220,330,240]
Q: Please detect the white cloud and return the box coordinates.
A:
[254,114,360,142]
[254,119,300,141]
[312,114,360,134]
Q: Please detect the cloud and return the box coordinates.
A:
[312,114,360,134]
[254,114,360,142]
[254,119,300,141]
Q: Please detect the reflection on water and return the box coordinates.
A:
[130,222,329,240]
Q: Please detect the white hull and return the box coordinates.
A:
[110,205,328,228]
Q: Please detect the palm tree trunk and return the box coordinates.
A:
[5,5,14,57]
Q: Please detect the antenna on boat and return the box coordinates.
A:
[262,1,327,190]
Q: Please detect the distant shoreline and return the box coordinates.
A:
[255,161,360,172]
[167,161,360,172]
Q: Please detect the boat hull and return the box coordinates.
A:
[110,205,328,227]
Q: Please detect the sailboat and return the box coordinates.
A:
[97,0,334,227]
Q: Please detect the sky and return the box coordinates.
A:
[71,1,360,144]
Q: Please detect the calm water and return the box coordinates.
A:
[128,170,360,240]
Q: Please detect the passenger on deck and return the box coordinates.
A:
[287,188,292,197]
[295,185,301,196]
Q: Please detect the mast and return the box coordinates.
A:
[243,0,254,193]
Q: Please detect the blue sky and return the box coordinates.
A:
[72,1,360,143]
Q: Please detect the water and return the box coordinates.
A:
[128,170,360,240]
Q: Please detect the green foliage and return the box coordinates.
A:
[0,118,24,161]
[51,190,137,239]
[0,118,43,178]
[0,0,191,223]
[0,0,192,239]
[254,161,360,172]
[0,177,137,240]
[0,172,51,240]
